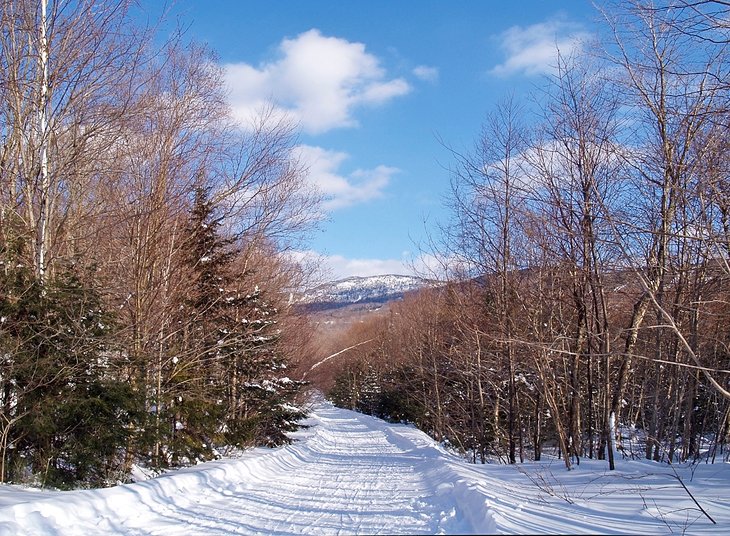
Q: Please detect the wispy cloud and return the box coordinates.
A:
[289,251,415,279]
[295,145,397,211]
[489,17,591,77]
[412,65,439,83]
[323,254,412,279]
[225,29,411,134]
[289,250,450,280]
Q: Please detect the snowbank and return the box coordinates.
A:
[0,402,727,535]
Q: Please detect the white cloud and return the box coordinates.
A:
[489,18,592,77]
[225,29,411,134]
[289,251,416,280]
[295,145,397,211]
[412,65,439,83]
[326,255,412,279]
[289,250,450,280]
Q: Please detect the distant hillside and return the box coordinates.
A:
[300,274,436,312]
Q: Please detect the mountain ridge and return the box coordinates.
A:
[300,274,436,311]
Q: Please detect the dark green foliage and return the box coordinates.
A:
[0,188,308,488]
[329,362,367,411]
[33,380,144,488]
[160,186,305,462]
[232,377,308,447]
[330,363,422,425]
[0,255,145,488]
[166,396,226,466]
[376,367,424,424]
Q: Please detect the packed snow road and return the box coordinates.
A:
[0,401,728,535]
[0,403,493,535]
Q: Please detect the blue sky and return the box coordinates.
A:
[160,0,601,280]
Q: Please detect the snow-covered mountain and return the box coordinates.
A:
[301,274,435,310]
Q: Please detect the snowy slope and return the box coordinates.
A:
[301,274,435,309]
[0,402,728,535]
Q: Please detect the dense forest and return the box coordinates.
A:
[1,0,729,491]
[0,0,321,488]
[328,1,730,470]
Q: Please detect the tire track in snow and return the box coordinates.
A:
[0,403,490,535]
[2,404,728,535]
[135,406,441,535]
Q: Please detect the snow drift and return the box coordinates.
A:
[0,402,727,535]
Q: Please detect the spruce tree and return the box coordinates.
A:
[224,282,305,447]
[0,245,140,487]
[165,186,304,460]
[161,185,232,465]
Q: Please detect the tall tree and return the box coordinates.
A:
[0,0,151,281]
[529,52,622,467]
[446,97,529,463]
[600,0,730,442]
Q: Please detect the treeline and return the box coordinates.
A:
[329,0,730,469]
[0,1,319,488]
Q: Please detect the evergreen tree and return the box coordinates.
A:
[224,282,306,447]
[164,186,305,463]
[159,185,232,465]
[0,249,141,488]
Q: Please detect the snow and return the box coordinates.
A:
[0,402,727,535]
[301,274,436,306]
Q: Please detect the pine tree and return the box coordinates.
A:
[224,282,305,447]
[164,186,305,463]
[0,246,140,487]
[159,185,232,465]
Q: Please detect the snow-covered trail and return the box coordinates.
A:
[114,404,476,535]
[0,402,728,535]
[0,403,492,535]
